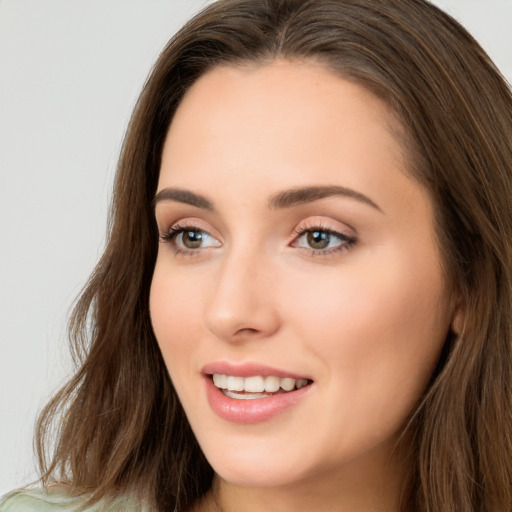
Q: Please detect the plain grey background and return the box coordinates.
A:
[1,0,511,495]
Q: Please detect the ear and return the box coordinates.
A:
[450,298,465,335]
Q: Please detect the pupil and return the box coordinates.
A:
[307,230,330,249]
[183,230,203,249]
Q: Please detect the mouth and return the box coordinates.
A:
[202,362,314,423]
[211,374,312,400]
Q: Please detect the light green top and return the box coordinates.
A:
[0,488,146,512]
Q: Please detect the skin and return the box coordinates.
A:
[150,60,460,512]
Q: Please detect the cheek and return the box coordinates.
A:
[149,263,203,369]
[285,258,447,351]
[281,249,450,421]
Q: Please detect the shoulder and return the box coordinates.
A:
[0,488,78,512]
[0,488,145,512]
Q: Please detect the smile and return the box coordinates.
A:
[203,366,313,423]
[212,374,310,399]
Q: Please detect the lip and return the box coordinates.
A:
[202,361,313,424]
[201,361,311,380]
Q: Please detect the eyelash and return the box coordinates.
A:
[160,223,195,243]
[291,222,357,256]
[159,222,357,257]
[159,223,212,258]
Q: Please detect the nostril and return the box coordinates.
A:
[234,327,259,336]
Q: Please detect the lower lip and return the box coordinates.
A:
[204,376,312,424]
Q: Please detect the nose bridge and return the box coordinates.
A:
[204,238,279,342]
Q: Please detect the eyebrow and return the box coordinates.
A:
[153,185,382,213]
[153,188,214,210]
[268,185,383,212]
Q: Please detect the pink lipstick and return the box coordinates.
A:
[202,362,313,424]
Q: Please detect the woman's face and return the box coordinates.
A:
[150,61,457,490]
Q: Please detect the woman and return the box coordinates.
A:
[2,0,511,510]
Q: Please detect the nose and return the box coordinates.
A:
[204,248,280,343]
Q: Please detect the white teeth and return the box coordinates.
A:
[213,374,227,389]
[296,379,308,389]
[280,377,295,391]
[226,375,244,391]
[212,374,310,393]
[244,376,265,392]
[264,376,280,392]
[224,390,267,400]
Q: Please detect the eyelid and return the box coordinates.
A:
[291,216,356,239]
[159,217,220,239]
[290,217,357,256]
[158,218,222,254]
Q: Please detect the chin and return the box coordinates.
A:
[198,436,315,488]
[213,460,305,488]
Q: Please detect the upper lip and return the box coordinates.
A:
[202,361,312,381]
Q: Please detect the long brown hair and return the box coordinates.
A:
[36,1,512,510]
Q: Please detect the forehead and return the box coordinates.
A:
[157,59,425,223]
[162,61,406,173]
[167,60,403,148]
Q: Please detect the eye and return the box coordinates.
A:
[160,224,221,252]
[302,230,335,250]
[176,229,211,249]
[292,223,356,255]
